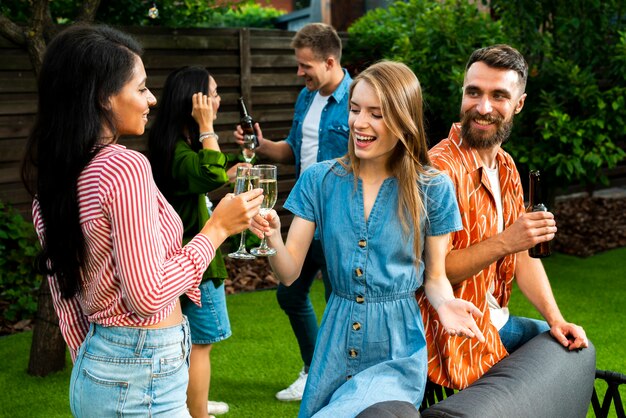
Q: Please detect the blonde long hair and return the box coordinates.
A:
[343,60,431,259]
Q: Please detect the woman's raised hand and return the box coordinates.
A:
[250,208,280,241]
[201,188,263,245]
[191,92,214,132]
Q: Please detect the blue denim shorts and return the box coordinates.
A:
[182,281,232,345]
[70,318,191,417]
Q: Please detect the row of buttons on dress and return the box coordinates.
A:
[347,239,367,380]
[355,239,367,302]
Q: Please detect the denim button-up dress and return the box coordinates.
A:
[284,160,462,418]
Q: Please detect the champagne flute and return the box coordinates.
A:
[250,164,278,257]
[227,166,260,260]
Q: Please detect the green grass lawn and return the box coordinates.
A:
[0,248,624,417]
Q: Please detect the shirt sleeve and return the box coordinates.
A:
[100,151,214,318]
[423,172,463,236]
[171,141,229,195]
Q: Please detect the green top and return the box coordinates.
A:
[168,139,229,285]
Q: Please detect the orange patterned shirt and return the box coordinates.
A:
[417,123,525,389]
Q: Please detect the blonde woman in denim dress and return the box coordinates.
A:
[251,61,485,417]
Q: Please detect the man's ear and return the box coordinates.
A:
[325,56,336,71]
[515,93,527,114]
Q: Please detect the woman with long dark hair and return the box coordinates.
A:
[21,25,262,417]
[148,66,246,418]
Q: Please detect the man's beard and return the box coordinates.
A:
[460,109,514,149]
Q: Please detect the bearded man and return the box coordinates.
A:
[417,44,588,390]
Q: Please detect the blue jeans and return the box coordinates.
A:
[276,239,331,368]
[499,315,550,353]
[70,319,191,417]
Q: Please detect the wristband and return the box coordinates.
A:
[199,132,219,142]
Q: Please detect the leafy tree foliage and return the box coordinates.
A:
[492,0,626,191]
[346,0,626,193]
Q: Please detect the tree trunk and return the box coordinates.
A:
[27,277,67,376]
[25,36,46,77]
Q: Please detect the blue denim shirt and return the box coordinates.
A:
[285,69,352,179]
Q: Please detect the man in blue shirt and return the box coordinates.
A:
[235,22,352,402]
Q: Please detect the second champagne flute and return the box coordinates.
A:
[227,166,260,260]
[250,164,278,257]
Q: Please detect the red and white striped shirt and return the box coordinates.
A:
[33,144,214,361]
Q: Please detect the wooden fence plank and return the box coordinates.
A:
[0,76,36,94]
[251,73,301,87]
[249,36,294,50]
[0,165,20,184]
[0,52,32,71]
[239,28,252,110]
[0,138,27,162]
[0,99,37,115]
[136,34,240,50]
[252,54,297,68]
[253,90,300,105]
[142,54,239,69]
[0,114,33,137]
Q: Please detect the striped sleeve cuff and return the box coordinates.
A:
[184,233,216,273]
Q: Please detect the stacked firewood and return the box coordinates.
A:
[553,193,626,257]
[223,256,279,294]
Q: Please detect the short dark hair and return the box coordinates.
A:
[290,23,342,62]
[21,24,143,299]
[466,44,528,92]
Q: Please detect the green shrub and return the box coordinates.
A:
[346,0,506,141]
[2,0,286,28]
[0,202,41,323]
[508,58,626,190]
[97,0,285,28]
[204,2,286,29]
[492,0,626,193]
[344,5,411,71]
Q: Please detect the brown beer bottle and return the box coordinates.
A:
[526,170,552,258]
[237,97,259,149]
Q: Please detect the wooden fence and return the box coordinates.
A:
[0,26,308,230]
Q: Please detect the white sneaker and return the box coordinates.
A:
[207,400,229,415]
[275,368,308,401]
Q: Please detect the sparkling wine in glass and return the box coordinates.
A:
[227,166,260,260]
[250,165,277,257]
